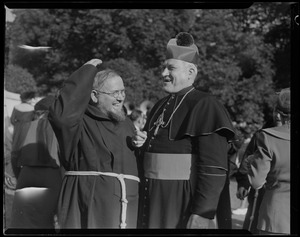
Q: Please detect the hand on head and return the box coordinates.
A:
[84,59,103,68]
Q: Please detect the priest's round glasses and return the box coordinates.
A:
[93,89,126,99]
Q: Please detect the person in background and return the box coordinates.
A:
[10,95,63,229]
[10,91,37,126]
[132,32,236,229]
[230,136,249,216]
[129,109,147,131]
[247,88,290,235]
[235,117,282,233]
[48,59,140,228]
[10,91,38,175]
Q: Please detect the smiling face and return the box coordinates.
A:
[161,59,196,94]
[91,73,126,122]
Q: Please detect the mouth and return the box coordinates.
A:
[163,77,172,83]
[113,102,123,109]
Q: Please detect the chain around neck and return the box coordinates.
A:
[150,87,194,133]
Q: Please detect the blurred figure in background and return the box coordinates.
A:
[235,115,283,233]
[10,91,37,126]
[247,88,290,235]
[10,95,63,229]
[228,135,249,216]
[9,91,38,186]
[129,109,147,131]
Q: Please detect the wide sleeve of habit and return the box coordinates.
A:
[48,64,98,168]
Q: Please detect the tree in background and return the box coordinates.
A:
[4,64,37,95]
[4,4,292,138]
[191,8,276,137]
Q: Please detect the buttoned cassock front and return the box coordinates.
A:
[138,86,235,228]
[49,64,139,228]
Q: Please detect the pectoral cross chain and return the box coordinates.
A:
[153,113,165,136]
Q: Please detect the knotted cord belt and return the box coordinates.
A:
[65,171,140,229]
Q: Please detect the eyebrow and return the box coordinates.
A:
[163,62,175,67]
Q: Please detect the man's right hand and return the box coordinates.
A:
[131,130,147,148]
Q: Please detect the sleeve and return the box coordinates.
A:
[247,131,271,189]
[10,108,17,125]
[49,64,98,127]
[235,133,258,189]
[190,132,228,219]
[11,152,21,179]
[10,121,32,178]
[48,64,98,167]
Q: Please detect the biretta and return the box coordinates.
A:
[166,32,199,64]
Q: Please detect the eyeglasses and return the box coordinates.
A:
[93,89,126,99]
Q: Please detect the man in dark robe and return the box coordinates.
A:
[133,32,236,229]
[49,59,140,228]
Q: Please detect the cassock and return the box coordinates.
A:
[49,64,139,228]
[138,85,235,228]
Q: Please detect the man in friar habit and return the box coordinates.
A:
[132,32,236,228]
[49,59,140,228]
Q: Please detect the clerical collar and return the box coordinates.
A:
[171,85,194,96]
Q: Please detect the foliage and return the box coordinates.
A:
[231,2,291,89]
[190,9,276,137]
[4,64,37,94]
[5,5,292,138]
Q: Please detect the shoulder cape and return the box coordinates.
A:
[147,89,236,141]
[262,125,290,141]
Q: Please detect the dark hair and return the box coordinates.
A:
[20,91,36,103]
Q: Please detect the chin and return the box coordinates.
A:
[163,87,179,94]
[108,109,126,122]
[163,85,174,93]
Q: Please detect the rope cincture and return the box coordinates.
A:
[65,171,140,229]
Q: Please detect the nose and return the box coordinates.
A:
[161,67,168,77]
[115,91,125,100]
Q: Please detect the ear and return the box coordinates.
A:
[188,65,197,80]
[91,90,98,104]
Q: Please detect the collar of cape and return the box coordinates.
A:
[147,86,236,141]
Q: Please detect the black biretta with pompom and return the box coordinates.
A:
[166,32,199,64]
